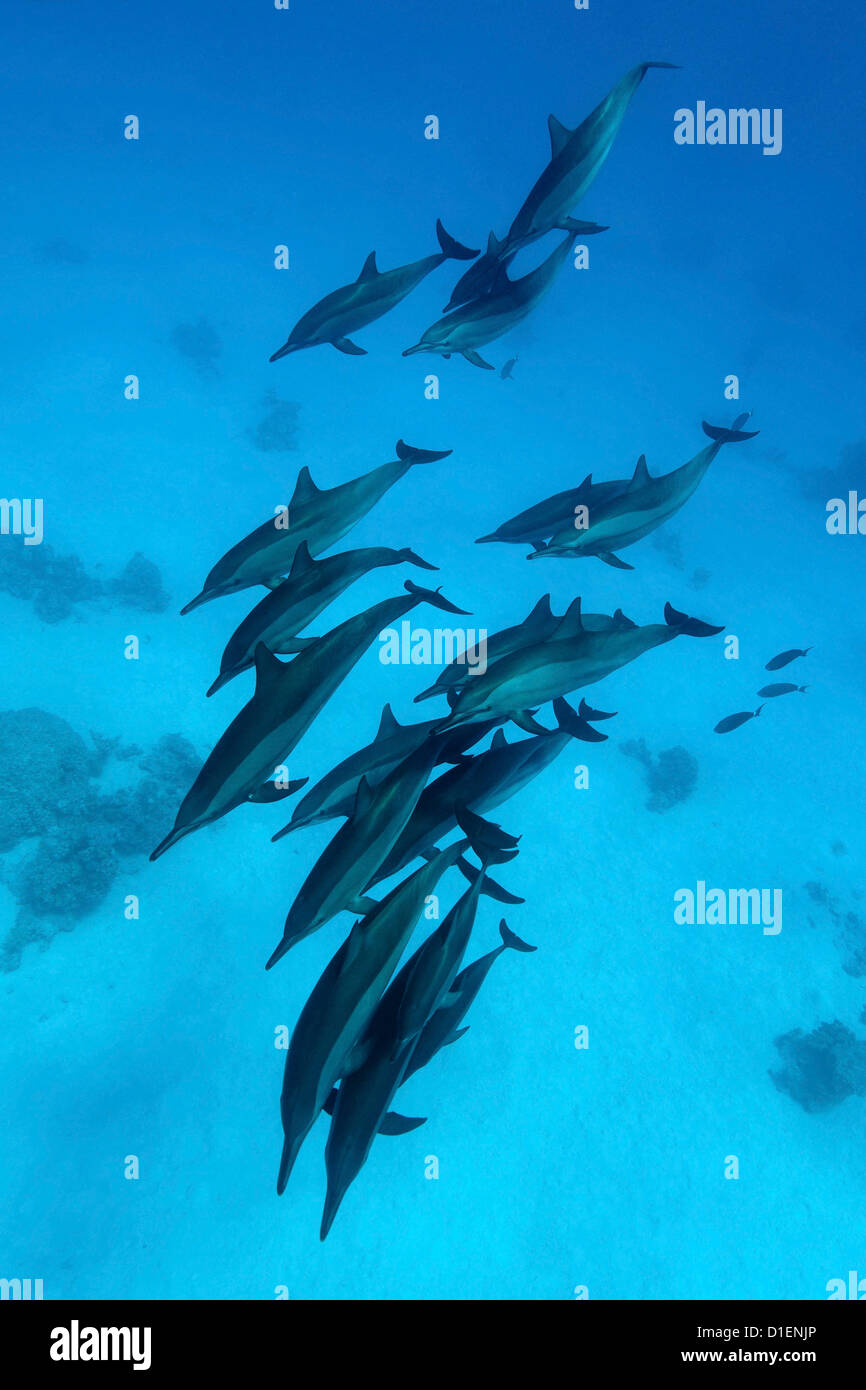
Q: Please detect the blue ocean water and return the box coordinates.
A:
[2,0,865,1301]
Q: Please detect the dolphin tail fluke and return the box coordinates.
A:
[499,919,537,953]
[664,601,725,636]
[701,420,760,443]
[435,219,480,261]
[552,696,610,742]
[395,439,453,465]
[398,548,439,571]
[403,579,471,616]
[457,856,525,904]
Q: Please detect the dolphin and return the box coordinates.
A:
[435,598,724,732]
[320,862,503,1239]
[402,232,576,371]
[181,440,451,613]
[528,416,759,568]
[319,916,536,1133]
[476,477,627,547]
[268,220,478,361]
[275,810,519,1193]
[207,541,437,695]
[264,737,445,968]
[500,356,519,380]
[366,697,607,891]
[150,581,469,859]
[274,704,497,835]
[445,62,677,310]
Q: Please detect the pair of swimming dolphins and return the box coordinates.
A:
[275,799,534,1237]
[478,415,760,568]
[269,63,676,370]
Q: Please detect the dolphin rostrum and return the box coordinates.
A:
[445,62,676,310]
[181,440,451,613]
[207,542,437,695]
[402,232,578,371]
[528,416,759,568]
[275,810,519,1193]
[150,581,469,859]
[434,598,724,732]
[269,220,478,361]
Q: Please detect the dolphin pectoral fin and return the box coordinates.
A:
[510,709,550,736]
[444,1026,471,1043]
[333,337,367,355]
[598,551,635,570]
[347,895,379,916]
[378,1112,427,1136]
[462,349,495,370]
[248,777,308,804]
[554,218,609,235]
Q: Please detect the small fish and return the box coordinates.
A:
[500,356,518,380]
[757,683,807,698]
[714,705,764,734]
[764,647,812,671]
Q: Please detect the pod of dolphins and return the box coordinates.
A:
[150,61,808,1240]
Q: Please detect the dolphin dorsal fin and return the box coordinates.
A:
[524,593,553,627]
[289,540,315,577]
[375,703,402,741]
[352,775,375,821]
[612,608,638,631]
[547,113,573,158]
[252,642,286,694]
[580,472,593,489]
[556,596,584,640]
[486,230,502,256]
[357,250,379,281]
[491,729,508,750]
[290,466,321,508]
[628,454,651,490]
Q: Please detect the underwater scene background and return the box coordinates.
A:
[2,0,865,1300]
